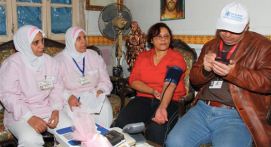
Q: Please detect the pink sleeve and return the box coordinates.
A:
[55,54,72,101]
[0,60,32,121]
[47,60,65,110]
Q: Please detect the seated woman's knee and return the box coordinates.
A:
[18,133,44,147]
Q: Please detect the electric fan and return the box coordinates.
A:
[98,3,132,68]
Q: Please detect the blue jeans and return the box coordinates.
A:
[166,100,252,147]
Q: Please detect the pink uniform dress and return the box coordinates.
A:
[55,26,113,128]
[0,25,72,147]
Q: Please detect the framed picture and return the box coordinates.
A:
[161,0,185,21]
[86,0,123,11]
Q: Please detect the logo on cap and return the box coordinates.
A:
[224,11,244,22]
[216,2,249,33]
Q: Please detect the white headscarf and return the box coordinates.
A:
[65,26,86,62]
[13,25,45,71]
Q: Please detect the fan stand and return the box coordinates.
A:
[113,30,123,77]
[112,30,124,94]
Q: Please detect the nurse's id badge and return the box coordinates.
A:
[38,76,55,90]
[79,76,90,85]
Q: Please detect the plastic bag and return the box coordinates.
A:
[71,107,112,147]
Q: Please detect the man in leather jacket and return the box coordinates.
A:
[166,2,271,147]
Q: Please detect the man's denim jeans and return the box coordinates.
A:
[166,100,252,147]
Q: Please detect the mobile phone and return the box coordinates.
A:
[215,57,229,65]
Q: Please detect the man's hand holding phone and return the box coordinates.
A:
[215,57,230,65]
[213,56,235,76]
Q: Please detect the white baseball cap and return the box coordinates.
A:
[216,2,249,33]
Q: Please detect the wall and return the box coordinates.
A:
[85,0,271,75]
[125,0,271,35]
[86,0,271,35]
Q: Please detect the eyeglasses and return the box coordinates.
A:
[154,35,170,40]
[32,38,44,46]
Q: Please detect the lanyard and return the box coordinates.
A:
[218,40,238,60]
[72,57,85,77]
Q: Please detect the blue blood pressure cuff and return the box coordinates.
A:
[164,66,183,85]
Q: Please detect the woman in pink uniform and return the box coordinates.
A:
[0,25,72,147]
[55,26,113,128]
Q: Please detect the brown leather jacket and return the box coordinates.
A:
[190,31,271,147]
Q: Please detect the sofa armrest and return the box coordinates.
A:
[0,109,14,144]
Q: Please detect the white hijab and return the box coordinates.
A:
[13,25,45,71]
[65,26,86,62]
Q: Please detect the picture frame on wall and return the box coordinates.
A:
[86,0,123,11]
[161,0,185,21]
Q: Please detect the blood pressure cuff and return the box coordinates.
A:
[164,66,183,85]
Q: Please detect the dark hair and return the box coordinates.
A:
[147,22,174,48]
[161,0,183,14]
